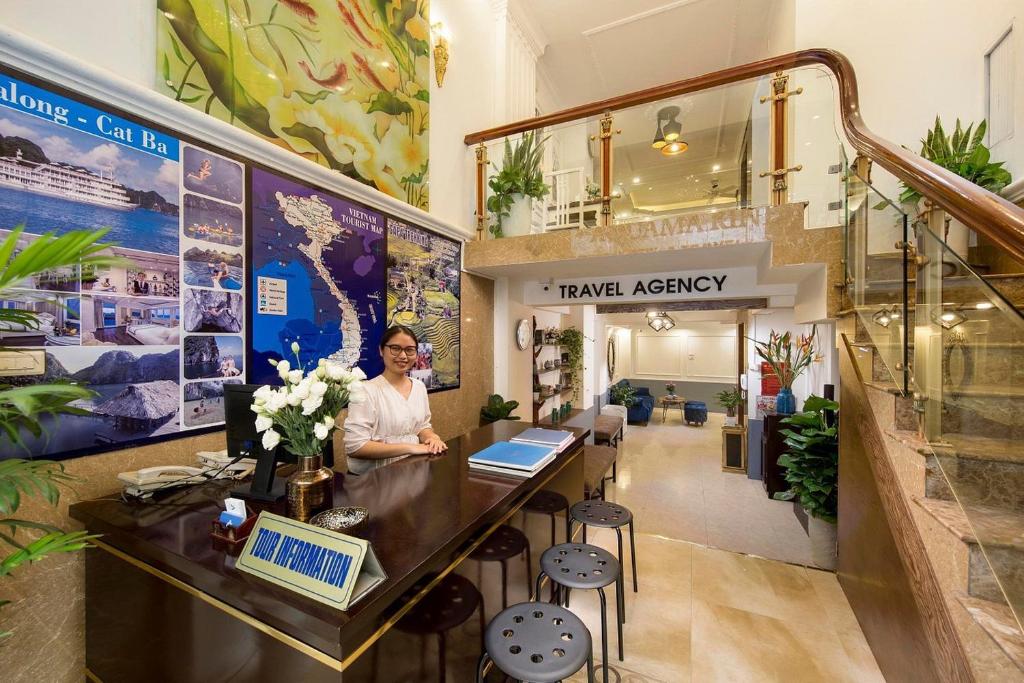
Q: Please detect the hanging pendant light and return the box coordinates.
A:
[661,140,688,156]
[651,122,667,150]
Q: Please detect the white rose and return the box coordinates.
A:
[350,367,367,381]
[326,362,346,381]
[253,385,274,402]
[316,365,327,379]
[265,391,287,414]
[276,359,291,381]
[310,381,328,397]
[291,341,301,355]
[313,422,329,440]
[287,369,304,385]
[301,395,323,416]
[291,382,310,400]
[261,428,281,450]
[250,403,265,414]
[286,392,303,406]
[254,414,274,433]
[322,415,335,428]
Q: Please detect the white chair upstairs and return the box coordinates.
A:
[542,167,585,231]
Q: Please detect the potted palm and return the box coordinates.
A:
[0,226,126,637]
[773,395,839,569]
[715,387,743,427]
[486,131,550,238]
[899,117,1012,258]
[480,394,521,425]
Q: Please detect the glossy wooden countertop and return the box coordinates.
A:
[69,420,588,663]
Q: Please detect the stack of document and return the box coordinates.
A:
[468,441,558,478]
[510,428,575,453]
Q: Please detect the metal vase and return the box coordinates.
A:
[286,453,334,523]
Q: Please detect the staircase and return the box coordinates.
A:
[844,187,1024,680]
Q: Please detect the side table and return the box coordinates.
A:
[659,396,686,423]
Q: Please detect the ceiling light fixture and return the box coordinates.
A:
[931,307,966,330]
[712,164,721,172]
[872,304,902,328]
[652,105,684,153]
[647,311,676,332]
[975,301,994,310]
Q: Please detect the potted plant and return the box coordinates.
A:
[773,395,839,569]
[897,117,1012,258]
[486,131,550,238]
[750,326,817,415]
[715,387,743,427]
[558,327,584,402]
[0,226,127,637]
[251,343,366,521]
[480,394,521,425]
[609,382,637,408]
[665,382,676,397]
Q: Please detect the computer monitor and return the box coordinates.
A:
[224,384,334,502]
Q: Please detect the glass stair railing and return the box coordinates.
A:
[847,168,1024,643]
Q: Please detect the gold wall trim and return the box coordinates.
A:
[90,539,344,673]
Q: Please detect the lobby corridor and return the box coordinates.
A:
[561,413,885,682]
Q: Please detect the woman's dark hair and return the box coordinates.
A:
[380,325,419,350]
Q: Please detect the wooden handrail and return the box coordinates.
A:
[465,48,1024,263]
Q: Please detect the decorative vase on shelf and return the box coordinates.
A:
[286,452,335,523]
[775,388,797,415]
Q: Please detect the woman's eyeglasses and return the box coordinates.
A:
[385,344,417,357]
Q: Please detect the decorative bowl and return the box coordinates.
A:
[309,506,369,534]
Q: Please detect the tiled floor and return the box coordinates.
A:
[617,412,818,566]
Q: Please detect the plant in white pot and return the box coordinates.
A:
[899,117,1012,259]
[773,395,839,569]
[486,131,550,238]
[715,387,743,427]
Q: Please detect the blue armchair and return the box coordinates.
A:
[609,379,655,425]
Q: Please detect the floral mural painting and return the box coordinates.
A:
[156,0,430,209]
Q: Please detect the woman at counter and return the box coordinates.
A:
[344,325,447,474]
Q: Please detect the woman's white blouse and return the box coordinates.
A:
[343,375,432,475]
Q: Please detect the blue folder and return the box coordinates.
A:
[468,441,556,472]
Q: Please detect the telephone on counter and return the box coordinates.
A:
[119,450,257,499]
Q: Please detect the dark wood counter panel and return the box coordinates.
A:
[71,420,588,681]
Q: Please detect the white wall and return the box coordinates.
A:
[2,0,496,234]
[601,319,739,385]
[794,0,1024,199]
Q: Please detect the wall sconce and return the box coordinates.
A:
[871,304,902,328]
[431,23,449,88]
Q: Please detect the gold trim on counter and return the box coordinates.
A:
[90,539,344,673]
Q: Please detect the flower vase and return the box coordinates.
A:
[775,388,796,415]
[286,453,334,523]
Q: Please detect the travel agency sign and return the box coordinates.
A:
[523,267,779,306]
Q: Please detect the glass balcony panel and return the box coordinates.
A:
[788,66,847,229]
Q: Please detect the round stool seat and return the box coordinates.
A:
[570,499,632,528]
[397,573,482,634]
[469,524,529,562]
[541,543,619,590]
[484,602,592,682]
[523,489,569,514]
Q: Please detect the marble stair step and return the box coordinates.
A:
[915,497,1024,605]
[858,272,1024,308]
[957,593,1024,673]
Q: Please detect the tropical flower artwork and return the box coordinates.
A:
[157,0,430,209]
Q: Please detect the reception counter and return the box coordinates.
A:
[71,420,589,682]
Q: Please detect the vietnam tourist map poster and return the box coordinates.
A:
[249,167,387,386]
[386,217,461,391]
[0,65,244,460]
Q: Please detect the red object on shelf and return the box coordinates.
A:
[760,361,785,396]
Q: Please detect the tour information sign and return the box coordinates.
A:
[237,512,386,611]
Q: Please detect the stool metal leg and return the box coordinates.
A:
[524,543,532,602]
[616,578,624,661]
[588,650,596,683]
[549,513,556,548]
[564,511,571,545]
[615,527,625,623]
[597,587,609,683]
[583,522,587,544]
[475,652,489,683]
[437,630,446,683]
[534,571,545,604]
[500,559,508,609]
[628,520,638,592]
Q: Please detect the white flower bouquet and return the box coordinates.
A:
[250,343,366,456]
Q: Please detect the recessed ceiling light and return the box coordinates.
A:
[976,302,994,310]
[648,186,652,190]
[632,176,641,184]
[712,164,720,172]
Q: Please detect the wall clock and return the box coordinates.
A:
[515,319,531,350]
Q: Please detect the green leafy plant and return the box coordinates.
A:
[0,226,124,638]
[773,395,839,523]
[609,382,637,408]
[715,388,744,417]
[480,394,521,423]
[899,117,1012,205]
[558,327,584,401]
[749,327,817,390]
[486,131,550,237]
